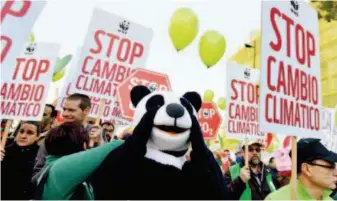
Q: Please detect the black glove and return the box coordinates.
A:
[189,115,208,155]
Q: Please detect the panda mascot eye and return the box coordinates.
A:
[180,98,193,114]
[146,95,165,111]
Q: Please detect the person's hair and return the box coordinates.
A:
[46,104,57,118]
[223,149,230,153]
[45,122,89,156]
[269,157,275,164]
[18,121,41,137]
[66,93,91,110]
[101,122,114,129]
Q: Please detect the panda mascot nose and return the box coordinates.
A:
[166,103,185,118]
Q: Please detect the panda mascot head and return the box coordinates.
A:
[92,85,226,199]
[131,85,202,158]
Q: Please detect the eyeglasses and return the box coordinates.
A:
[306,161,336,170]
[249,147,261,153]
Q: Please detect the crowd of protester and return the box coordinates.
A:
[1,93,336,200]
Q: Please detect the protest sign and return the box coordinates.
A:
[1,1,46,73]
[226,62,265,140]
[70,8,153,102]
[198,102,222,139]
[275,148,292,172]
[1,42,60,120]
[259,1,321,138]
[118,68,171,121]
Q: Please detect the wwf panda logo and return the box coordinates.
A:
[118,20,130,34]
[203,110,209,118]
[244,68,251,80]
[290,0,299,16]
[148,83,158,92]
[25,43,36,55]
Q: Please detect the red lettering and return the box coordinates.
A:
[130,42,144,65]
[1,1,31,23]
[231,80,238,100]
[117,38,131,63]
[90,30,105,54]
[106,33,120,57]
[1,35,12,63]
[12,58,26,79]
[81,56,92,74]
[270,7,282,52]
[265,94,273,122]
[276,61,286,94]
[35,59,49,81]
[295,24,306,65]
[282,14,294,58]
[267,56,276,91]
[306,31,315,68]
[312,77,318,105]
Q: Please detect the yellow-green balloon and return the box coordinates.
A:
[217,97,226,110]
[199,30,226,68]
[52,70,65,82]
[203,90,214,102]
[169,8,198,51]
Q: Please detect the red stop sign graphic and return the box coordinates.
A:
[197,102,222,139]
[117,68,171,121]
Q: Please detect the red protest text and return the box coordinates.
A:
[1,1,31,63]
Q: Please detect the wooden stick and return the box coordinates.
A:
[1,120,13,150]
[245,138,249,167]
[89,99,106,147]
[290,136,297,200]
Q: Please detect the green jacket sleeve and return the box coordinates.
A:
[43,140,124,199]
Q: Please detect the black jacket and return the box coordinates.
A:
[1,143,39,200]
[224,161,280,200]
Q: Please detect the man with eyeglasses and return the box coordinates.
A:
[224,141,280,200]
[265,138,337,200]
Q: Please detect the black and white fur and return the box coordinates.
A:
[92,86,227,199]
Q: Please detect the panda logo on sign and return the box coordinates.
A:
[25,43,36,55]
[92,85,227,199]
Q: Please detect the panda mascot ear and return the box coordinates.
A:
[131,85,151,107]
[182,92,202,112]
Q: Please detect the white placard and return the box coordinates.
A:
[259,1,321,138]
[1,42,60,120]
[226,62,266,140]
[70,8,153,101]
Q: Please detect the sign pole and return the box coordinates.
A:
[1,120,13,150]
[89,99,106,147]
[290,136,297,200]
[245,137,249,167]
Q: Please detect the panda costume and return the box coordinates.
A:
[92,86,228,199]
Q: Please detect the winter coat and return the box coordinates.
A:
[223,161,280,200]
[1,143,39,200]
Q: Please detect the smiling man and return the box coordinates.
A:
[31,93,103,185]
[266,138,337,200]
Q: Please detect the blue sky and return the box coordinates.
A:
[32,0,263,103]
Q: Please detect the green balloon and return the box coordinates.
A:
[52,70,65,82]
[199,30,226,68]
[203,90,214,102]
[53,54,72,74]
[217,97,226,110]
[169,8,198,51]
[28,32,35,43]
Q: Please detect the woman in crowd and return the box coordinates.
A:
[1,121,41,200]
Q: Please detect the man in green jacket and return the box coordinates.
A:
[265,138,337,200]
